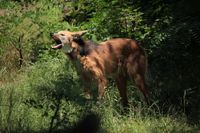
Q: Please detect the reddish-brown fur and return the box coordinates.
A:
[51,31,149,107]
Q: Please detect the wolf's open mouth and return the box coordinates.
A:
[51,35,73,53]
[52,38,63,49]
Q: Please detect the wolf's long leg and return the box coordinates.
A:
[127,53,149,104]
[97,77,107,100]
[81,73,93,99]
[115,74,128,108]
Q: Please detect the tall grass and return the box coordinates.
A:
[0,53,199,133]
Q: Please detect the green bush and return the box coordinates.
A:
[0,0,199,132]
[0,55,198,132]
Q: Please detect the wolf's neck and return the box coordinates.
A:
[74,39,97,56]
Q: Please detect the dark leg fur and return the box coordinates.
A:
[116,74,129,108]
[127,53,149,104]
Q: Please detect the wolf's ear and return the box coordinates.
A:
[74,30,88,36]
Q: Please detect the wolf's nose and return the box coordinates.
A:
[50,32,54,37]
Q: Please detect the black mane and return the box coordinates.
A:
[73,37,98,56]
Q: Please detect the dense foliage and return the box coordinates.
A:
[0,0,199,132]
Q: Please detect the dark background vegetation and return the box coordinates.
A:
[0,0,199,132]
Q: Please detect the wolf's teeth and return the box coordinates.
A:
[52,44,62,49]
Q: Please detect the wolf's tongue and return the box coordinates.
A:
[52,44,62,49]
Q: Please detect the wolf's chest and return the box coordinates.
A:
[72,56,101,78]
[72,57,90,73]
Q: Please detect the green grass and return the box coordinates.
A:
[0,55,199,133]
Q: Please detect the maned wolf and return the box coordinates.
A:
[50,30,149,107]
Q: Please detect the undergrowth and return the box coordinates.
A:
[0,53,198,133]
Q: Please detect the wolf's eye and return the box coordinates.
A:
[61,34,65,36]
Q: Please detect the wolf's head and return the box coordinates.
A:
[50,30,87,53]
